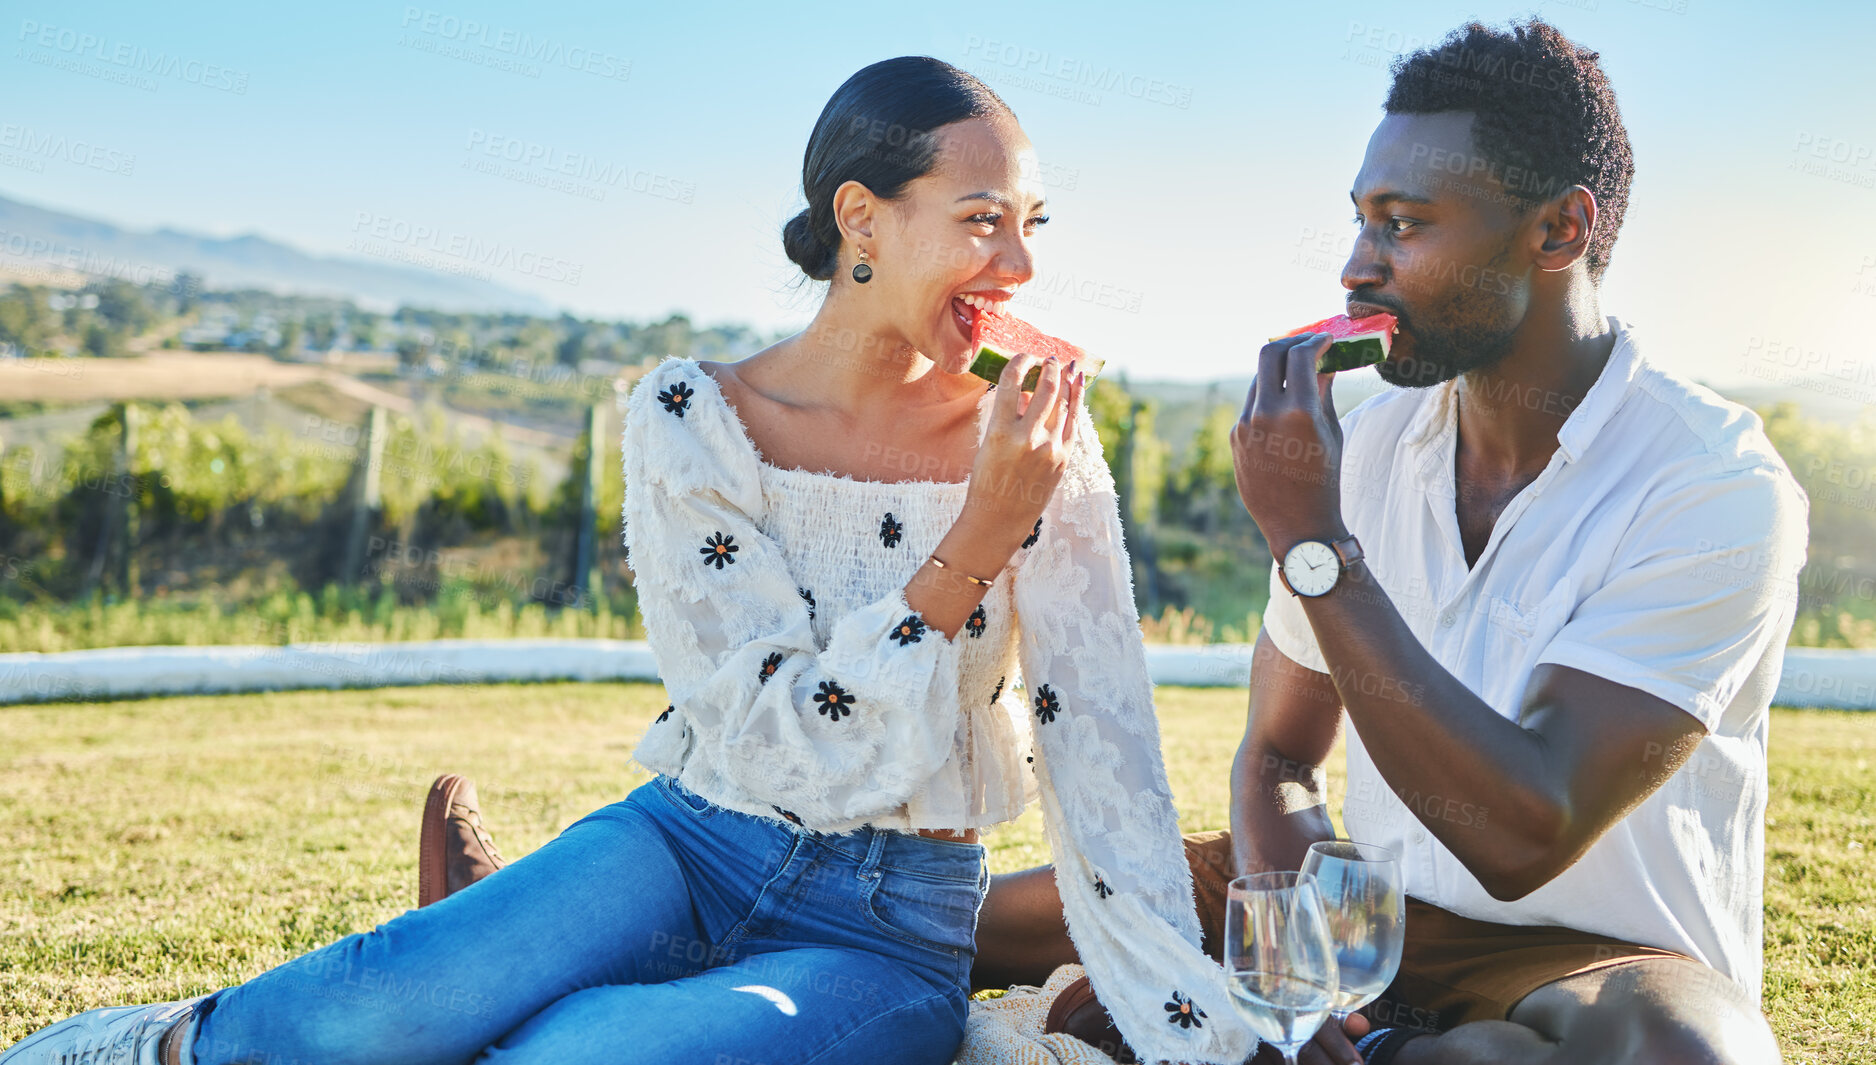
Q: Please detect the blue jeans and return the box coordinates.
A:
[188,775,989,1064]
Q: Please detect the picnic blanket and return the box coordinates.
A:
[955,964,1119,1065]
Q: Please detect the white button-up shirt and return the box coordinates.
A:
[1261,317,1809,1002]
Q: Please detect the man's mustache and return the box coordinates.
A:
[1347,291,1408,328]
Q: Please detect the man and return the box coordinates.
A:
[975,16,1802,1065]
[422,18,1802,1064]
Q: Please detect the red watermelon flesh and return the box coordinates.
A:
[966,306,1103,390]
[972,305,1085,363]
[1273,312,1398,373]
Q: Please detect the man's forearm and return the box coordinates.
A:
[1229,737,1338,877]
[1295,558,1565,894]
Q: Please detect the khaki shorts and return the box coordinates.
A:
[1183,829,1696,1032]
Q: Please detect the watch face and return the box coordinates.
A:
[1283,540,1341,597]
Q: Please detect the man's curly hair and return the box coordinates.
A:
[1385,18,1634,281]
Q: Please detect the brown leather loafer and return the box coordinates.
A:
[1044,973,1139,1063]
[418,773,508,907]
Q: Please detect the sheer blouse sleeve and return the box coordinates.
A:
[1012,403,1258,1064]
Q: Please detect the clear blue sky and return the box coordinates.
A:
[5,0,1874,389]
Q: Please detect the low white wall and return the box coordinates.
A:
[0,640,656,705]
[1,640,1872,710]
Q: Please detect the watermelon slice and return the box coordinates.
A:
[966,306,1104,390]
[1273,312,1398,373]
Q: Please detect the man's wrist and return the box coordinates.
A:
[1299,556,1379,608]
[1270,524,1352,563]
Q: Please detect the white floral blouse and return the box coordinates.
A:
[620,357,1255,1063]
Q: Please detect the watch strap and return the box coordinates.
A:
[1329,533,1364,570]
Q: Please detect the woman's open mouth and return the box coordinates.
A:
[949,296,978,342]
[949,293,1002,344]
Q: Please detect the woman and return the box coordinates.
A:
[2,57,1252,1065]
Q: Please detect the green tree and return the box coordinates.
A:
[172,272,203,313]
[1167,403,1241,535]
[307,314,337,352]
[349,314,379,350]
[274,320,303,358]
[82,321,127,358]
[1759,401,1876,646]
[396,334,432,372]
[93,281,153,335]
[636,314,694,360]
[0,286,53,355]
[555,322,589,367]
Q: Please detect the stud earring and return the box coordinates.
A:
[851,247,873,284]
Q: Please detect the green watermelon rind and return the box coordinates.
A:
[968,345,1106,391]
[1273,313,1396,374]
[1314,335,1390,374]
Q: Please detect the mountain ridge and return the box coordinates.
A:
[0,193,555,315]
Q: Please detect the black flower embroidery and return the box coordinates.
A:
[657,704,674,723]
[700,531,738,569]
[813,680,853,721]
[771,805,804,826]
[758,652,783,684]
[1033,684,1060,725]
[965,604,987,638]
[890,614,927,647]
[658,380,695,417]
[878,512,904,548]
[990,675,1005,705]
[799,587,816,620]
[1094,876,1114,899]
[1165,990,1205,1029]
[1022,517,1042,549]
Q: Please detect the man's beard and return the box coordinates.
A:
[1373,242,1522,389]
[1376,312,1517,389]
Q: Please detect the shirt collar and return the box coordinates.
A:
[1402,375,1456,453]
[1554,316,1643,464]
[1400,315,1643,467]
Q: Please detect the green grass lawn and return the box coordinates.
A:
[1,683,1868,1061]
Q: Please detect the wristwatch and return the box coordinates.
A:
[1277,534,1364,598]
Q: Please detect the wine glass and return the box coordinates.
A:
[1223,871,1340,1065]
[1301,840,1405,1027]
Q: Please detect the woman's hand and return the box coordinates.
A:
[960,351,1086,552]
[906,351,1085,638]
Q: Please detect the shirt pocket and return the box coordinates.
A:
[1487,577,1576,639]
[1484,578,1577,719]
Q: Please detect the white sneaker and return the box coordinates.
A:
[0,998,203,1065]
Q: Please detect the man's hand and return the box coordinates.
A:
[1232,333,1348,558]
[1300,1010,1370,1065]
[1245,1011,1370,1065]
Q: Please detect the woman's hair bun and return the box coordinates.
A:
[782,208,836,281]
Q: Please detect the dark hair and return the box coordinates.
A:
[1385,18,1634,280]
[783,56,1014,281]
